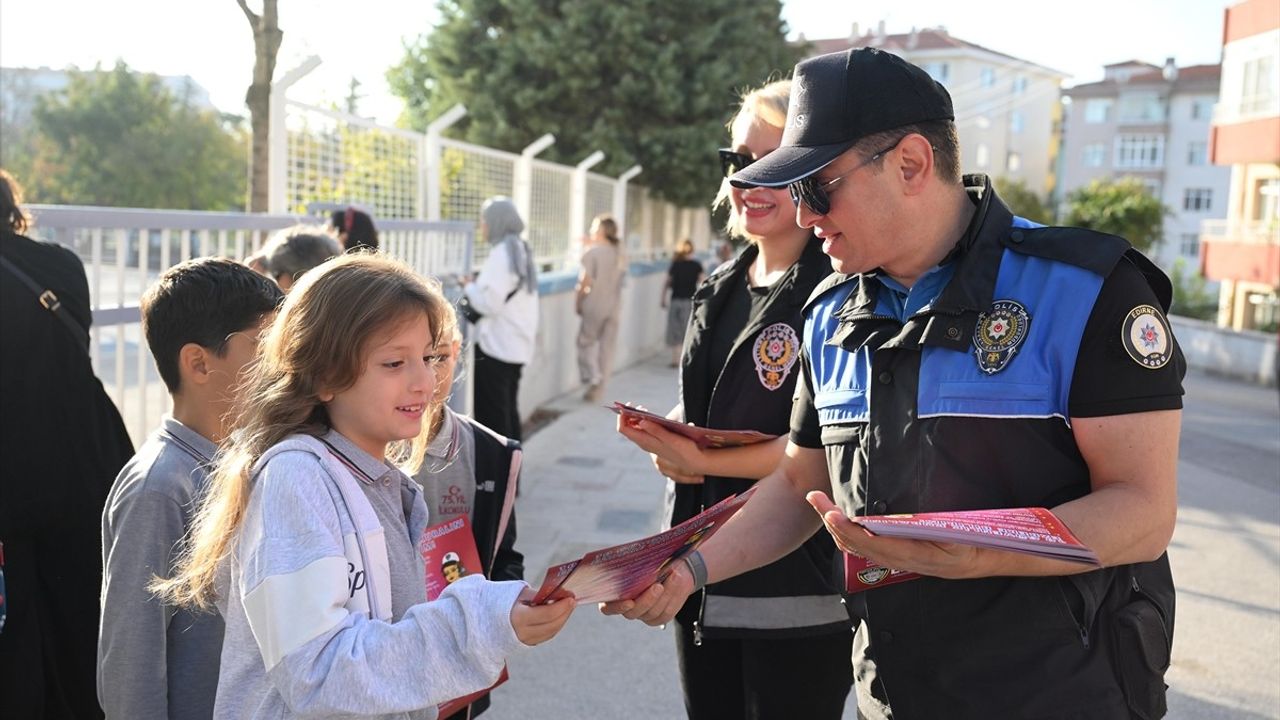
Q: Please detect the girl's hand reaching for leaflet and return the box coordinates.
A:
[511,587,575,646]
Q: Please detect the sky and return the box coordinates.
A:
[0,0,1233,126]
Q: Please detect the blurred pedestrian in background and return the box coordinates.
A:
[462,196,538,442]
[661,238,704,367]
[329,207,379,253]
[576,213,626,402]
[259,225,341,292]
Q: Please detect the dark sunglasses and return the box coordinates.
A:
[719,148,754,178]
[788,138,905,216]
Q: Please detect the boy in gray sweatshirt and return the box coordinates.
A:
[98,258,282,719]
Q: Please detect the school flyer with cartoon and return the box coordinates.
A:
[419,515,509,716]
[849,507,1100,565]
[530,487,758,605]
[611,402,778,449]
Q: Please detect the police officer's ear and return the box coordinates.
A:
[896,134,935,196]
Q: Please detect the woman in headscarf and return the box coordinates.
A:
[462,196,539,441]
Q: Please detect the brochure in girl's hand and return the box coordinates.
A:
[843,507,1097,594]
[420,515,509,716]
[611,402,778,449]
[529,487,758,605]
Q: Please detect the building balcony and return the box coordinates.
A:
[1200,219,1280,285]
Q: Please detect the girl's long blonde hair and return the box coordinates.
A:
[153,252,448,609]
[713,79,791,240]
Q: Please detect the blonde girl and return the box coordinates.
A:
[156,253,573,719]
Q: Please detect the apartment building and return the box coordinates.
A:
[801,24,1066,200]
[1060,60,1230,272]
[1203,0,1280,332]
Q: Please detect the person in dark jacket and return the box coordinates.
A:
[616,80,852,720]
[0,169,134,719]
[414,301,523,719]
[605,48,1183,720]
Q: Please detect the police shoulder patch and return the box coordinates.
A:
[1122,304,1173,369]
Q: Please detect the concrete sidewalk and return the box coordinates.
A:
[481,353,859,719]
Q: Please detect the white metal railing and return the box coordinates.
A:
[1201,218,1280,245]
[24,204,473,441]
[271,69,711,270]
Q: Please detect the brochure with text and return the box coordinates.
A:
[530,487,758,605]
[849,507,1100,565]
[842,507,1097,594]
[420,515,509,717]
[611,402,778,449]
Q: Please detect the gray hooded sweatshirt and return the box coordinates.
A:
[214,432,527,719]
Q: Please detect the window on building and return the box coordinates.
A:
[1083,144,1107,167]
[1180,233,1200,258]
[922,62,950,85]
[1241,56,1276,115]
[1140,178,1162,198]
[1117,92,1167,123]
[1084,98,1112,123]
[1013,76,1028,94]
[1115,135,1165,169]
[1183,187,1213,212]
[1186,141,1207,166]
[1256,178,1280,222]
[1189,100,1210,120]
[981,68,996,87]
[1010,111,1025,134]
[976,143,990,168]
[1007,152,1022,173]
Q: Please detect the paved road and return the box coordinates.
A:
[483,358,1279,719]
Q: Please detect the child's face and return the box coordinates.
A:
[207,314,272,427]
[429,338,462,409]
[322,313,436,460]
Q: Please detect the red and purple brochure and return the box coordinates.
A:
[611,402,778,449]
[849,507,1100,565]
[530,487,757,605]
[420,516,509,716]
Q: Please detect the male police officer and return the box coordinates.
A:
[604,48,1184,719]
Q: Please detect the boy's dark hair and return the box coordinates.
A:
[142,257,284,393]
[856,119,962,185]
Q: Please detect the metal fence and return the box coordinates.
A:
[275,99,712,270]
[24,204,473,441]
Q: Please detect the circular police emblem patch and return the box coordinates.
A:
[857,567,890,585]
[1122,304,1172,369]
[753,322,799,391]
[973,299,1031,375]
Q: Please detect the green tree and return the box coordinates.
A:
[1168,257,1217,320]
[1063,177,1167,254]
[24,62,247,210]
[994,177,1051,224]
[388,0,802,207]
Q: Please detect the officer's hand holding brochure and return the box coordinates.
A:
[611,402,777,449]
[420,516,509,716]
[530,487,757,605]
[843,507,1099,594]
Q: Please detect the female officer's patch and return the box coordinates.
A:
[974,299,1031,375]
[1122,304,1173,369]
[754,322,799,390]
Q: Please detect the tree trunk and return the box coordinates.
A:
[239,0,282,213]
